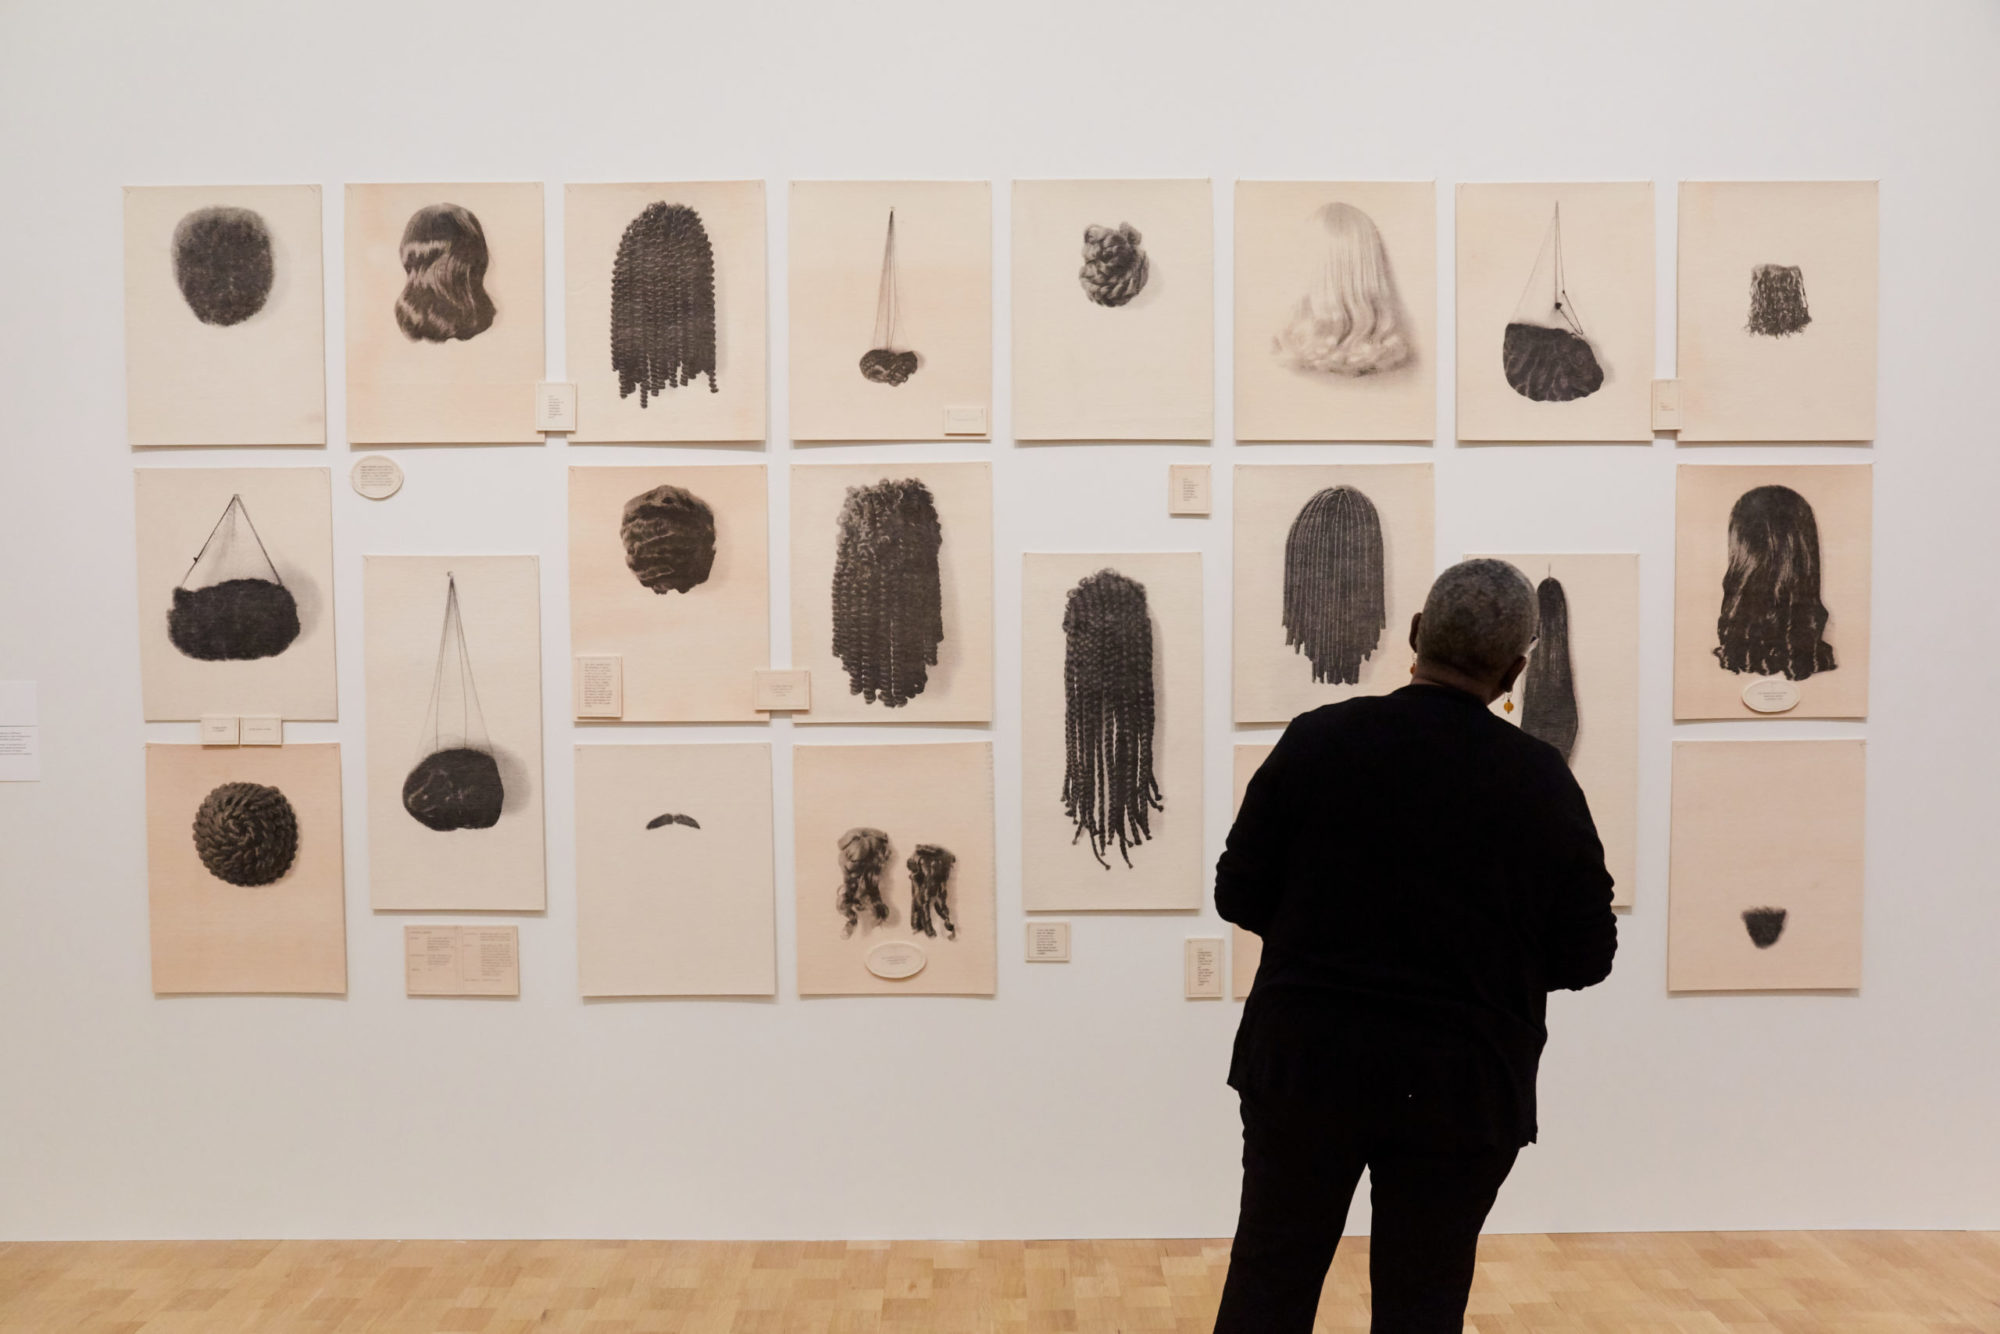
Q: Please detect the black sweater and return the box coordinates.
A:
[1218,684,1617,1148]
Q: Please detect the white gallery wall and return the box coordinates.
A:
[2,0,1997,1239]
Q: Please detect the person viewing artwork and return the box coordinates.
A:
[1212,558,1617,1334]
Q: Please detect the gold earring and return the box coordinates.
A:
[1503,691,1515,714]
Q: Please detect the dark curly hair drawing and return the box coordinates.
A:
[837,826,892,937]
[1747,264,1812,337]
[1282,486,1386,686]
[618,484,717,594]
[1080,222,1149,307]
[1713,484,1837,681]
[906,843,957,940]
[192,781,298,887]
[831,478,945,708]
[611,202,719,403]
[1061,569,1162,869]
[1521,576,1579,762]
[395,203,496,343]
[172,206,274,327]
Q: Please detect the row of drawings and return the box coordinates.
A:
[125,179,1878,448]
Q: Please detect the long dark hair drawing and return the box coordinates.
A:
[1061,569,1162,869]
[1272,202,1411,377]
[1521,575,1579,761]
[1282,486,1386,686]
[402,573,505,831]
[395,204,495,343]
[1503,203,1603,402]
[172,206,274,327]
[611,202,718,402]
[906,844,957,940]
[1714,484,1837,681]
[167,494,301,662]
[831,478,945,708]
[859,209,920,386]
[836,826,891,937]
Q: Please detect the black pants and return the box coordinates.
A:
[1213,1092,1518,1334]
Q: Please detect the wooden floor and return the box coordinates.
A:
[2,1232,1996,1333]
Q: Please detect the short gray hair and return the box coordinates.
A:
[1417,559,1537,679]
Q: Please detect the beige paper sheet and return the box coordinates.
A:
[575,744,776,997]
[1472,553,1640,908]
[1229,743,1274,1000]
[134,468,337,721]
[125,185,326,447]
[788,181,990,441]
[1234,181,1436,442]
[1013,179,1213,441]
[565,181,766,443]
[793,742,995,996]
[364,555,545,910]
[1020,553,1203,910]
[1678,181,1877,442]
[147,742,346,995]
[568,465,769,721]
[345,183,544,444]
[1455,183,1654,442]
[790,461,993,724]
[1233,463,1435,724]
[1673,464,1871,720]
[1668,740,1865,992]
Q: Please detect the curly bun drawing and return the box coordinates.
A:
[191,781,299,887]
[1273,202,1412,377]
[395,204,496,343]
[1080,223,1149,307]
[172,206,275,327]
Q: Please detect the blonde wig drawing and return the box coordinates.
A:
[1272,203,1412,378]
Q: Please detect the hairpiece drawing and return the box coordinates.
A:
[837,826,891,937]
[172,206,274,327]
[1282,486,1386,686]
[402,573,505,831]
[1272,202,1411,377]
[645,812,701,830]
[1521,575,1579,761]
[395,203,496,343]
[858,209,920,386]
[1742,906,1788,949]
[1747,264,1811,337]
[611,202,719,402]
[1503,203,1603,402]
[167,494,301,662]
[1080,222,1149,307]
[1713,485,1837,681]
[906,843,957,940]
[831,478,945,708]
[192,781,298,887]
[619,484,717,594]
[1061,569,1163,869]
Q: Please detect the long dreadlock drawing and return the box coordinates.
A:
[906,843,957,940]
[836,826,891,937]
[1521,575,1579,761]
[1502,203,1604,402]
[402,573,506,832]
[1281,486,1386,686]
[831,478,945,708]
[167,494,301,662]
[1061,569,1162,869]
[610,202,719,403]
[1713,484,1837,681]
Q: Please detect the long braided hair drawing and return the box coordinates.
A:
[610,202,719,403]
[1281,485,1386,686]
[1061,569,1162,869]
[831,478,945,708]
[1521,575,1579,761]
[1713,484,1837,680]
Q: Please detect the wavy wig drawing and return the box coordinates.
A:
[1282,486,1386,686]
[1061,569,1162,869]
[1713,485,1837,681]
[395,204,495,343]
[1273,202,1411,377]
[611,202,718,402]
[831,478,945,708]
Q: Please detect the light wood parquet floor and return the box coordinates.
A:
[2,1232,1996,1333]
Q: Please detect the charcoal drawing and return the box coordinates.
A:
[619,484,717,594]
[395,203,496,342]
[1273,202,1411,377]
[191,781,298,887]
[1503,203,1603,402]
[831,478,945,708]
[1521,575,1579,761]
[1061,569,1162,868]
[1079,222,1149,307]
[611,202,719,401]
[172,206,274,327]
[1714,485,1837,681]
[1281,486,1386,686]
[403,573,505,831]
[167,494,301,662]
[837,826,892,937]
[906,843,957,940]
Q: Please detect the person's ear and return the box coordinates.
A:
[1498,655,1529,696]
[1408,612,1423,655]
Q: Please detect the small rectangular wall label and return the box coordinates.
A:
[1651,379,1684,432]
[753,669,811,712]
[1026,921,1071,962]
[536,381,578,433]
[0,681,39,783]
[1184,937,1224,998]
[239,716,284,746]
[199,715,240,745]
[405,925,520,997]
[943,406,988,437]
[575,655,623,719]
[1168,464,1212,516]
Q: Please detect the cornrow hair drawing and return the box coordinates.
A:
[1272,202,1412,377]
[610,202,719,402]
[619,484,717,594]
[172,206,274,327]
[906,843,957,940]
[1061,569,1162,869]
[645,812,701,830]
[1521,575,1579,762]
[402,573,506,832]
[395,203,495,343]
[836,826,892,937]
[167,493,301,662]
[831,478,945,708]
[1080,222,1148,307]
[191,781,298,887]
[1713,484,1837,681]
[1741,906,1788,949]
[1503,202,1604,402]
[1747,264,1811,337]
[1281,486,1386,686]
[858,209,920,387]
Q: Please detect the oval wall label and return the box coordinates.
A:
[1742,678,1802,713]
[350,455,405,500]
[865,941,927,981]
